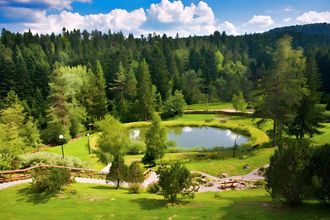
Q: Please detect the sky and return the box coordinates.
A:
[0,0,329,36]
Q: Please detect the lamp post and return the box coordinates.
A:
[87,133,90,154]
[59,134,64,159]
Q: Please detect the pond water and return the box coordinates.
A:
[130,126,249,149]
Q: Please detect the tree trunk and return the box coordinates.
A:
[273,120,277,147]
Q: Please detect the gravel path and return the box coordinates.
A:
[0,179,32,190]
[0,166,267,192]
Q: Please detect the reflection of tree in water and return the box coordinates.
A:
[171,126,184,136]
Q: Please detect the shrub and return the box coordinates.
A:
[254,179,265,188]
[127,162,145,193]
[146,182,161,194]
[265,139,312,206]
[157,162,198,203]
[106,155,128,189]
[308,144,330,204]
[31,167,71,193]
[128,183,142,194]
[20,152,86,168]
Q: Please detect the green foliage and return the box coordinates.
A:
[20,152,86,168]
[308,144,330,204]
[157,162,198,202]
[142,114,168,166]
[136,60,154,120]
[31,167,71,193]
[127,162,145,184]
[265,139,312,206]
[107,155,128,189]
[146,182,161,194]
[127,162,145,193]
[161,90,186,118]
[232,91,247,112]
[182,70,206,104]
[286,58,324,139]
[96,115,129,163]
[256,36,307,147]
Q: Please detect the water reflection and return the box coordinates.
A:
[130,126,248,149]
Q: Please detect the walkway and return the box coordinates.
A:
[0,166,266,192]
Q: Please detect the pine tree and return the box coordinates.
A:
[287,57,324,138]
[255,36,307,147]
[94,60,108,119]
[136,60,154,120]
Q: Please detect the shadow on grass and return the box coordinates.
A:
[130,198,168,210]
[89,185,117,190]
[218,195,330,220]
[16,186,57,204]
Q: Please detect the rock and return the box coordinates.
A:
[243,164,250,170]
[205,182,214,187]
[219,173,227,178]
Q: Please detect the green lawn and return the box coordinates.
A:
[311,123,330,145]
[126,147,274,176]
[184,102,233,111]
[45,135,104,170]
[1,183,329,220]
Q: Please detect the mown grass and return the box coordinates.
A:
[311,123,330,145]
[184,102,233,111]
[125,147,274,176]
[1,183,329,220]
[45,135,103,170]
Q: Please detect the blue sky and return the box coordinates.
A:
[0,0,329,36]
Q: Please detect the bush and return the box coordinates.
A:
[127,141,146,155]
[106,155,128,189]
[265,139,312,206]
[308,144,330,204]
[254,179,265,188]
[146,182,161,194]
[157,162,198,202]
[128,183,142,194]
[20,152,86,168]
[31,167,71,193]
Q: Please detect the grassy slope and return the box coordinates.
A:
[311,123,330,145]
[45,135,103,170]
[183,102,233,110]
[1,183,329,220]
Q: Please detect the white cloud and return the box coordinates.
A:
[248,15,274,26]
[297,11,330,23]
[284,5,293,12]
[283,17,292,23]
[146,0,216,36]
[1,0,219,37]
[0,0,91,10]
[21,8,147,34]
[218,21,238,35]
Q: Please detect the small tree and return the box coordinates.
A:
[265,139,312,206]
[232,91,247,112]
[161,90,186,118]
[107,155,128,189]
[127,162,145,193]
[308,144,330,204]
[142,114,168,166]
[157,162,198,203]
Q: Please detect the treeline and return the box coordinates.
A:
[0,24,329,142]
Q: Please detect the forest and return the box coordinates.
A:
[0,23,330,149]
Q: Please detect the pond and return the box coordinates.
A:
[130,126,249,149]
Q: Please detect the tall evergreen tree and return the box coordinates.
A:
[255,36,307,147]
[287,57,324,138]
[94,60,108,119]
[136,60,154,120]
